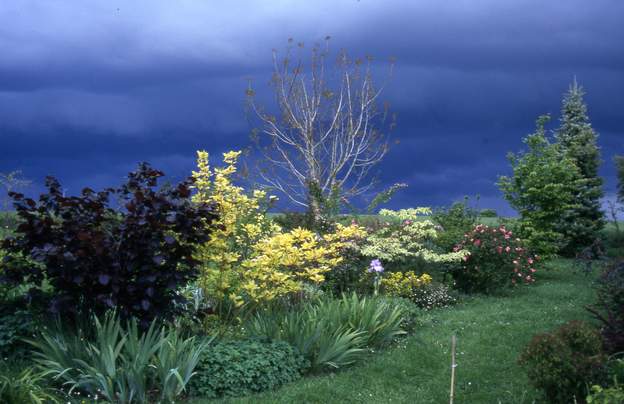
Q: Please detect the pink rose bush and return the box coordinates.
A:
[451,224,538,293]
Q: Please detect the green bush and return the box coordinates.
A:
[410,282,458,310]
[519,320,607,403]
[587,359,624,403]
[587,384,624,403]
[189,339,306,398]
[498,115,590,257]
[431,199,478,252]
[452,224,537,294]
[602,223,624,259]
[0,363,59,404]
[272,212,314,231]
[479,209,498,218]
[29,312,209,403]
[379,297,422,333]
[271,211,335,234]
[335,293,406,347]
[357,208,465,276]
[0,305,36,359]
[246,293,405,372]
[380,270,458,310]
[322,249,369,296]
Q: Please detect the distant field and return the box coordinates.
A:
[269,212,507,227]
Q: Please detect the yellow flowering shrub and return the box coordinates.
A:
[192,150,279,308]
[241,224,365,303]
[381,271,433,297]
[192,150,365,310]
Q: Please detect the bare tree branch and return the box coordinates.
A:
[0,170,32,211]
[248,39,394,216]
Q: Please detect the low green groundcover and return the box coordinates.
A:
[189,339,307,398]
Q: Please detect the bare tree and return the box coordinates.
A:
[247,38,394,219]
[0,170,32,211]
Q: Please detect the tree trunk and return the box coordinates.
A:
[306,179,323,227]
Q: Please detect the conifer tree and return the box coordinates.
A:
[555,79,605,254]
[499,115,585,257]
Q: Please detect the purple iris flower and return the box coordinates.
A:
[368,259,384,273]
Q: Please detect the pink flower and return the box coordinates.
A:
[528,258,534,265]
[505,246,511,253]
[496,246,503,254]
[530,268,536,273]
[504,234,510,240]
[473,239,481,247]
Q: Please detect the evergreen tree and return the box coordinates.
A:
[555,79,605,254]
[499,115,586,257]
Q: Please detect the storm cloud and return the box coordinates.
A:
[1,0,623,214]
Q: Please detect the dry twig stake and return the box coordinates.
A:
[450,334,457,404]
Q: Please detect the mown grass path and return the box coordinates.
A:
[198,259,598,403]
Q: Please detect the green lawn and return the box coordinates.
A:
[194,259,599,403]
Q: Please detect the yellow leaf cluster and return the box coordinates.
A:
[192,150,279,308]
[191,150,365,310]
[381,271,433,297]
[241,224,366,302]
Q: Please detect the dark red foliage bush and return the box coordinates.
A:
[587,260,624,354]
[1,163,218,324]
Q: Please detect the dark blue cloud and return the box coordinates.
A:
[1,0,623,216]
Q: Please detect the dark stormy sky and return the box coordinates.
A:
[1,1,623,215]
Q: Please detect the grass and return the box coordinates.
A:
[193,259,600,403]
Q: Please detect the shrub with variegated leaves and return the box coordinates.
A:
[358,208,466,268]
